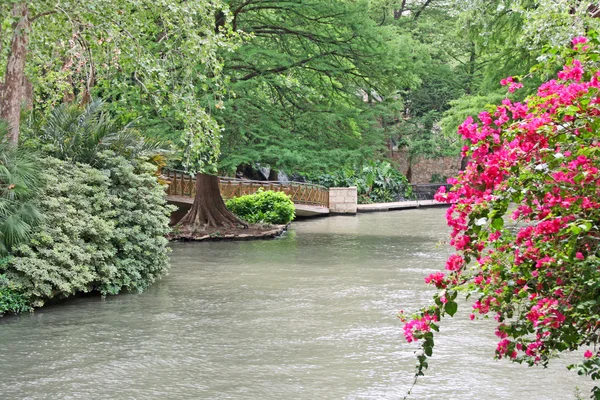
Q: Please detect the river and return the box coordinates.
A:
[0,208,592,399]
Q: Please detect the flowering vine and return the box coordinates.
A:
[403,34,600,398]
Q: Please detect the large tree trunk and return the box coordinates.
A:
[0,2,29,145]
[178,173,248,230]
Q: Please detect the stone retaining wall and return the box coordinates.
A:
[329,187,357,214]
[392,149,462,184]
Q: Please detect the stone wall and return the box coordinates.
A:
[392,150,463,184]
[328,187,357,214]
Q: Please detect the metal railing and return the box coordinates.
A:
[408,184,452,201]
[162,169,330,208]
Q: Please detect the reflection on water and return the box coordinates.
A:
[0,209,591,399]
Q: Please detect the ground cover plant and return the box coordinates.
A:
[402,36,600,398]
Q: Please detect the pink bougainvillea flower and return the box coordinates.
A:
[403,37,600,395]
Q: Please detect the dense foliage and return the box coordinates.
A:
[226,189,295,225]
[4,1,595,189]
[25,100,166,166]
[0,272,31,315]
[216,0,420,176]
[402,37,600,397]
[1,0,236,173]
[0,153,172,308]
[308,161,411,204]
[0,129,42,255]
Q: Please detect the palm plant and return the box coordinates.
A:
[37,99,168,166]
[0,123,42,254]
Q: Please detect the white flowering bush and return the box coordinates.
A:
[1,152,173,308]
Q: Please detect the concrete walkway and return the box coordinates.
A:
[295,204,330,217]
[357,199,447,212]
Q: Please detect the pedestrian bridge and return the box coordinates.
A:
[163,169,330,217]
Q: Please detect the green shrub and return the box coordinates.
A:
[307,160,411,204]
[226,189,295,225]
[0,273,32,315]
[0,152,173,307]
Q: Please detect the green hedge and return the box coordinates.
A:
[226,189,295,225]
[0,152,173,309]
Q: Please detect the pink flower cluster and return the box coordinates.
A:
[424,272,446,288]
[558,60,584,82]
[445,254,464,272]
[572,36,589,51]
[406,37,600,374]
[500,76,524,93]
[403,313,438,343]
[526,298,566,329]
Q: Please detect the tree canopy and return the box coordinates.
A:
[216,0,423,175]
[1,0,236,173]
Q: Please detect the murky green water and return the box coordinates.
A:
[0,209,591,399]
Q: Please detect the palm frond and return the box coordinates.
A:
[38,98,170,165]
[0,142,43,254]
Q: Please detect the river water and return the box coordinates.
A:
[0,208,592,399]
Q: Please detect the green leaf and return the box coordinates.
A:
[424,345,433,357]
[445,301,458,317]
[491,217,504,230]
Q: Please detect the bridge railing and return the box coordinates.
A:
[162,169,330,208]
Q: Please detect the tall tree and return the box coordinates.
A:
[215,0,421,176]
[1,2,29,144]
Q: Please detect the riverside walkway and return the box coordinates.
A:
[162,169,330,217]
[357,199,446,212]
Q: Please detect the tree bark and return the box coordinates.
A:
[406,154,414,183]
[267,168,278,181]
[406,164,413,183]
[0,2,29,145]
[413,0,434,21]
[394,0,407,19]
[177,173,248,230]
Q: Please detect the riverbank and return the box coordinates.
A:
[168,223,289,242]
